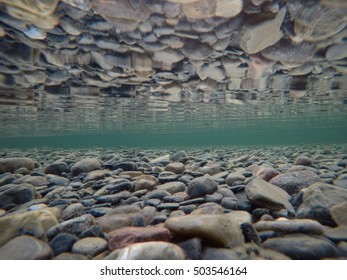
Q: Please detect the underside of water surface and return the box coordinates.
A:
[0,0,346,148]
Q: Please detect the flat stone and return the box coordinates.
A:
[239,7,286,54]
[0,235,53,260]
[269,170,321,195]
[296,183,347,226]
[187,175,218,198]
[245,177,294,215]
[262,236,338,260]
[108,226,172,251]
[71,158,101,176]
[72,237,108,256]
[157,203,180,211]
[165,213,244,248]
[105,241,186,260]
[156,181,186,194]
[261,40,315,65]
[47,214,95,239]
[254,219,324,235]
[0,157,35,173]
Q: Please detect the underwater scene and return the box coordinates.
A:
[0,0,347,260]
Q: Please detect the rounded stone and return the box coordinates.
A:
[71,158,101,176]
[294,156,313,166]
[0,235,53,260]
[187,175,219,198]
[44,162,69,175]
[156,181,186,194]
[165,213,244,248]
[225,173,246,186]
[164,162,185,174]
[49,233,79,256]
[72,237,108,256]
[0,157,35,173]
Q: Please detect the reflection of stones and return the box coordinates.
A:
[0,0,345,112]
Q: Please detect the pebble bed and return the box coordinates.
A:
[0,145,347,260]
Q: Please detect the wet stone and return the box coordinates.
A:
[72,237,108,257]
[49,233,79,256]
[262,236,338,260]
[0,235,53,260]
[108,226,172,251]
[105,241,186,260]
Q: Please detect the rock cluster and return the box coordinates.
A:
[0,145,346,259]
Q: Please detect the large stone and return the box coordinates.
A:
[296,183,347,225]
[215,0,243,18]
[181,39,214,60]
[239,7,286,54]
[254,219,324,235]
[330,201,347,226]
[269,171,321,195]
[71,158,101,176]
[164,162,185,174]
[262,236,338,260]
[0,183,35,208]
[72,237,108,256]
[157,181,186,194]
[165,213,244,248]
[92,0,150,22]
[201,243,291,260]
[187,175,218,198]
[0,157,35,173]
[0,208,59,247]
[245,177,294,215]
[44,162,69,175]
[49,233,79,256]
[261,40,315,65]
[105,241,186,260]
[0,0,58,16]
[225,172,246,186]
[108,226,172,251]
[0,235,53,260]
[182,0,215,20]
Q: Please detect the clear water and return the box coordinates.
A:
[0,85,346,148]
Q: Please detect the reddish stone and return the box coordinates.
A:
[108,226,172,251]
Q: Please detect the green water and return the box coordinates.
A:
[1,114,346,148]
